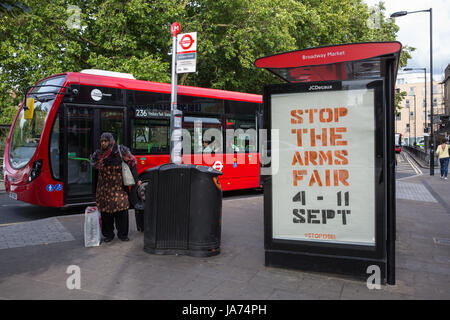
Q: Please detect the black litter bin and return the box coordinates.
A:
[143,163,223,257]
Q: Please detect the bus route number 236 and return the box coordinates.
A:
[136,109,148,117]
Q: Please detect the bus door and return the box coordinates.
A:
[63,105,125,205]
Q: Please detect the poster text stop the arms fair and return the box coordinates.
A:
[271,89,375,245]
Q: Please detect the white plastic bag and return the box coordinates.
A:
[84,206,101,247]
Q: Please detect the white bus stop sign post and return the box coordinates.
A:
[176,32,197,74]
[170,22,182,164]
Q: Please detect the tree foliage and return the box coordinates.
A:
[394,89,407,113]
[0,0,30,17]
[0,0,412,125]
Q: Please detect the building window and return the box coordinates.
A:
[433,85,438,94]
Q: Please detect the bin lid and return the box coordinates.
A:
[254,42,402,83]
[194,165,223,176]
[145,163,223,176]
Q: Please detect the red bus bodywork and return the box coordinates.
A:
[395,133,402,153]
[4,72,262,207]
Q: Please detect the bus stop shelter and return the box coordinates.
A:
[255,42,401,284]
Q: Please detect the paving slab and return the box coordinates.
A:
[0,174,449,302]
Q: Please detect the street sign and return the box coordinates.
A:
[178,34,195,51]
[171,22,181,37]
[177,33,196,53]
[177,32,197,73]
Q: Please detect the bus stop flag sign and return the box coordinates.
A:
[177,32,197,74]
[171,22,181,37]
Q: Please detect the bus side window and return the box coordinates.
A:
[183,116,223,154]
[149,119,169,154]
[225,116,257,153]
[131,118,169,155]
[49,113,60,179]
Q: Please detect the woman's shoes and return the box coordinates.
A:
[102,236,130,242]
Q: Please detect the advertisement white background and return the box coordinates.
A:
[271,88,376,245]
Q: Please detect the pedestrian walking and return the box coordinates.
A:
[90,132,141,242]
[436,138,449,180]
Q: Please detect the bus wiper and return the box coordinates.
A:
[22,93,56,104]
[24,84,69,97]
[21,93,56,111]
[21,84,69,106]
[33,95,55,102]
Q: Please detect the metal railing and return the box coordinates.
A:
[403,145,438,166]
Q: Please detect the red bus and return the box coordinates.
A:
[395,133,402,153]
[3,70,263,207]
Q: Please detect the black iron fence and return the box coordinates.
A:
[404,145,438,166]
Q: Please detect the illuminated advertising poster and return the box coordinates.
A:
[271,86,375,246]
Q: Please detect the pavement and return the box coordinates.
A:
[0,162,449,302]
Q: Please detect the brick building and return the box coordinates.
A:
[440,64,450,140]
[395,72,444,146]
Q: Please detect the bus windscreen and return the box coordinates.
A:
[9,76,66,169]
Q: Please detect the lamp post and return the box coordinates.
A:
[391,8,434,175]
[407,99,411,145]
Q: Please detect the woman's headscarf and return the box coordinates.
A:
[90,132,137,169]
[100,132,115,146]
[90,132,115,169]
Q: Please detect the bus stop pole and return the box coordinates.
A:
[170,23,182,164]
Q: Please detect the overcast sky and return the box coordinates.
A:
[363,0,449,81]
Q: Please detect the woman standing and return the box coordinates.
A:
[436,138,449,180]
[90,132,141,242]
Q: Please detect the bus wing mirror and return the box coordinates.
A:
[24,97,35,119]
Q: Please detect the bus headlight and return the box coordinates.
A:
[28,160,43,183]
